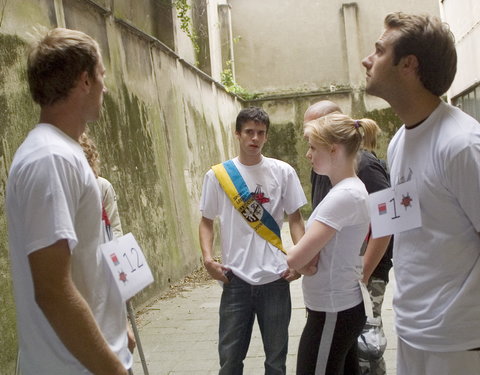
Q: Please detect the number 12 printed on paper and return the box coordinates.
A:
[101,233,154,302]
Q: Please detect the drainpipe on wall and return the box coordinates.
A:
[53,0,66,28]
[207,0,222,81]
[218,1,235,81]
[342,2,366,116]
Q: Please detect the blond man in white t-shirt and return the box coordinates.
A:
[6,28,130,375]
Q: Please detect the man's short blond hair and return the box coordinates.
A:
[27,28,101,106]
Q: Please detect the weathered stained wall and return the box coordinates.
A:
[0,0,240,370]
[231,0,440,112]
[441,0,480,98]
[231,0,440,94]
[0,31,38,374]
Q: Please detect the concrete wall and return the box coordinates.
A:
[231,0,440,111]
[441,0,480,98]
[0,0,240,370]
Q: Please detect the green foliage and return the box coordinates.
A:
[220,60,256,100]
[174,0,199,55]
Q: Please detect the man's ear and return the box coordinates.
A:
[400,55,419,75]
[78,71,91,93]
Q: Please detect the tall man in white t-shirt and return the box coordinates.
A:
[6,28,131,374]
[362,12,480,375]
[199,107,307,374]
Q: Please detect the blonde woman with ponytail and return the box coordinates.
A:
[288,114,372,375]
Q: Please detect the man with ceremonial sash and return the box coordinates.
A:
[199,107,307,374]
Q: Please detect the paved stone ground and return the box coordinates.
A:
[131,224,397,374]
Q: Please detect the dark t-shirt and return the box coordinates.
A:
[310,150,393,282]
[311,171,332,209]
[357,150,393,282]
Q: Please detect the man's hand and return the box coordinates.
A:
[203,258,230,283]
[281,268,301,282]
[127,324,136,353]
[199,217,232,282]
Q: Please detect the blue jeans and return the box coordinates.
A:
[219,275,291,375]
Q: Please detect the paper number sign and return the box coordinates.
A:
[101,233,154,302]
[368,179,422,238]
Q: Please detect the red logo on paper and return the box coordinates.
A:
[110,253,119,266]
[119,271,128,283]
[378,202,387,215]
[401,194,413,209]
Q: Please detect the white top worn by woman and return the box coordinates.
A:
[302,176,370,312]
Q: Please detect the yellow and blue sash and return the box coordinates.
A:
[211,160,285,254]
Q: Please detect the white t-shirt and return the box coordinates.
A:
[98,176,124,239]
[302,177,370,312]
[6,124,132,374]
[388,101,480,352]
[200,156,307,285]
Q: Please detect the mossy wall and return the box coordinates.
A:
[0,32,39,375]
[0,0,240,370]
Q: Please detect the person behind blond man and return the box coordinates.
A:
[6,28,131,374]
[288,114,378,375]
[80,132,124,239]
[80,132,137,355]
[363,12,480,375]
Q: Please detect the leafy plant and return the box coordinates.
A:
[174,0,199,55]
[221,60,256,100]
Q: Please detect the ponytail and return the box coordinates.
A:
[305,114,381,157]
[355,118,381,151]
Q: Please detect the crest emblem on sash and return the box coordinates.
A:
[240,185,269,222]
[241,198,263,222]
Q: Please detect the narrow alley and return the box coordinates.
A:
[131,225,397,374]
